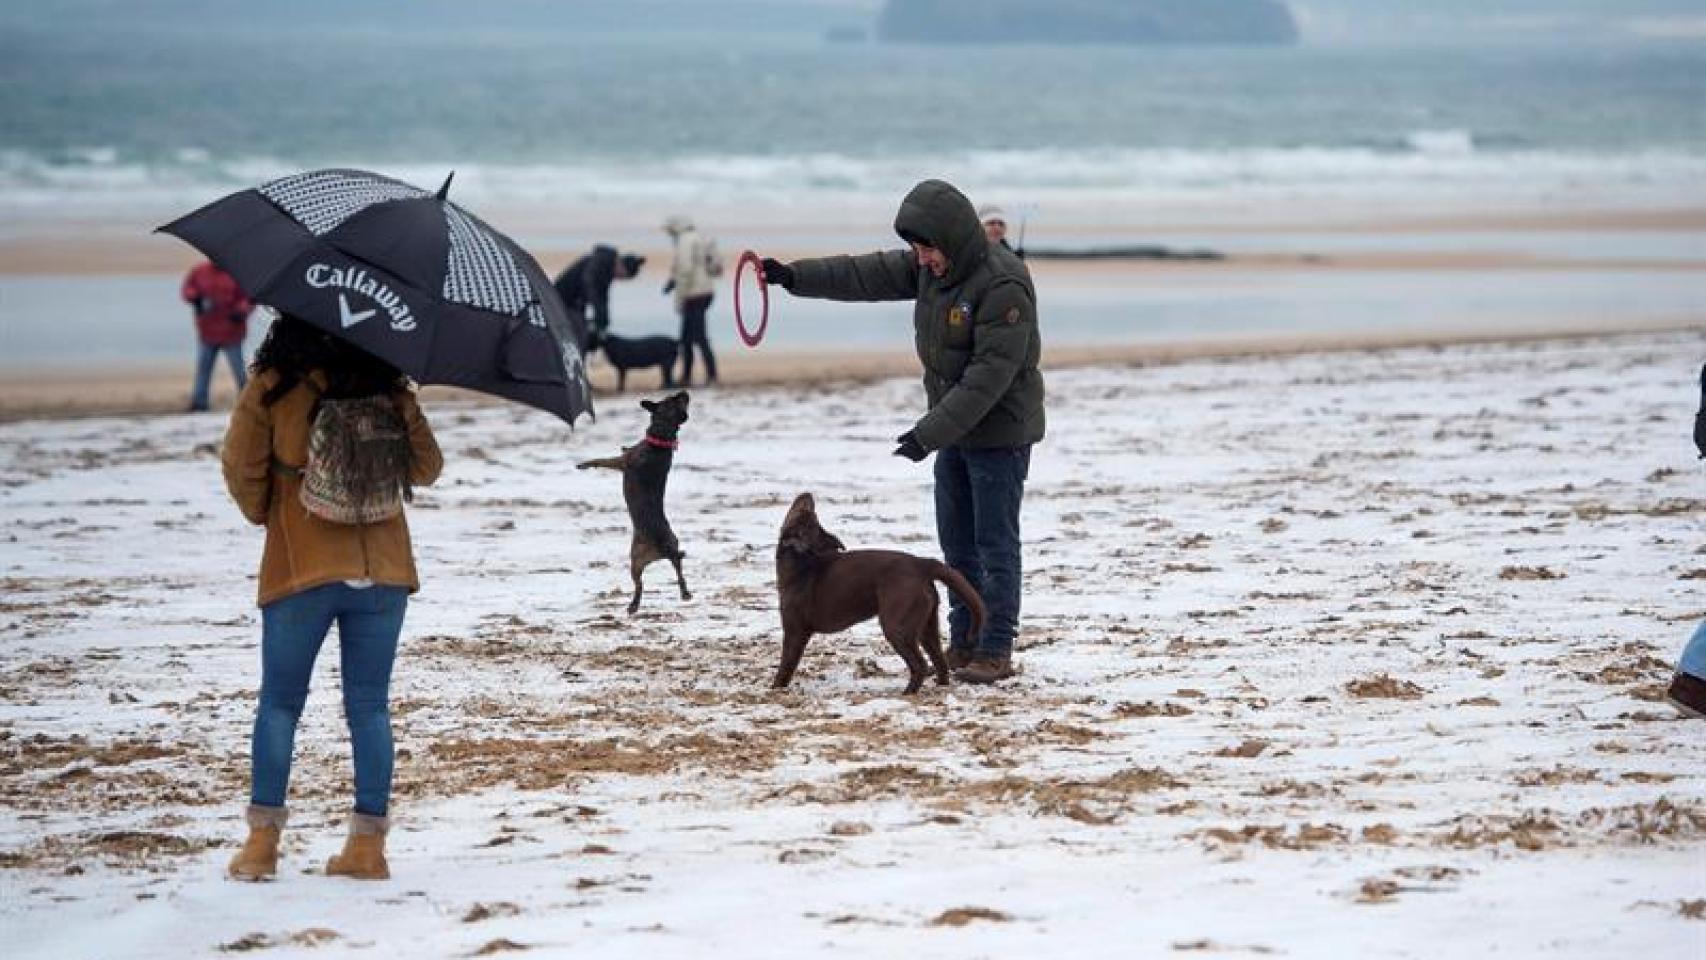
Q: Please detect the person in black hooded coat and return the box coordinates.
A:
[553,245,644,349]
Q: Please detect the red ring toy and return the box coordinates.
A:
[733,250,769,347]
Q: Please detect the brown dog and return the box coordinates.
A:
[577,391,691,613]
[774,492,985,694]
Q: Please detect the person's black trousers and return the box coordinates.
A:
[678,293,717,386]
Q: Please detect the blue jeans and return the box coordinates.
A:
[1680,621,1706,678]
[934,444,1031,659]
[251,583,407,817]
[191,341,246,410]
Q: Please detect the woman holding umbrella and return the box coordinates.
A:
[162,168,592,880]
[221,315,443,881]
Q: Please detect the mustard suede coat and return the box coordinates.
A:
[221,370,443,607]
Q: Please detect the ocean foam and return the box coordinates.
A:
[2,146,1704,218]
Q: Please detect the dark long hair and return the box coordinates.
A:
[251,312,410,406]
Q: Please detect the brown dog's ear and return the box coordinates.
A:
[827,532,846,553]
[783,492,816,527]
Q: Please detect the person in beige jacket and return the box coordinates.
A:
[662,214,720,386]
[220,314,442,882]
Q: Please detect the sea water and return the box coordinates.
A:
[2,11,1704,368]
[3,16,1703,215]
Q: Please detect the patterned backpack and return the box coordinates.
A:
[298,396,413,525]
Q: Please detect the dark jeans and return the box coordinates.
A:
[191,341,246,411]
[678,293,717,385]
[934,444,1031,659]
[251,582,407,817]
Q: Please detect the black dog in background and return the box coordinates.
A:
[586,329,678,393]
[576,391,691,613]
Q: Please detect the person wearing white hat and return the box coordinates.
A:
[978,204,1023,258]
[662,215,722,386]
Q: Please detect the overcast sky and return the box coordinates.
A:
[1293,0,1706,44]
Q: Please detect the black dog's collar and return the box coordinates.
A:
[643,434,679,450]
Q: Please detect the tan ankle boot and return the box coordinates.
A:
[326,813,390,880]
[228,805,288,881]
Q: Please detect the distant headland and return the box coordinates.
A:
[876,0,1299,46]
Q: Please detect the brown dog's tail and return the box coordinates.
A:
[926,560,986,641]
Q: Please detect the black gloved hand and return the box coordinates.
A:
[1695,412,1705,459]
[193,296,212,314]
[662,280,675,295]
[759,258,795,290]
[892,430,928,463]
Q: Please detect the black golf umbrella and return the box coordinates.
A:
[158,168,591,424]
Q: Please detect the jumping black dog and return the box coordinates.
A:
[576,391,691,613]
[586,329,678,393]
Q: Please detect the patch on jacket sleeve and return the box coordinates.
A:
[1004,307,1021,324]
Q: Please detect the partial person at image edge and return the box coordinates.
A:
[1667,360,1706,717]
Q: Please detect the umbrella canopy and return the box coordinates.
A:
[159,168,591,425]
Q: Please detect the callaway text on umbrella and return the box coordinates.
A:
[158,168,592,425]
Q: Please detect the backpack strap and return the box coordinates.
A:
[269,375,327,479]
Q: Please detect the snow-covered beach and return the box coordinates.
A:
[2,328,1702,958]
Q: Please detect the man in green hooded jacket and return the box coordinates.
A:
[758,179,1044,683]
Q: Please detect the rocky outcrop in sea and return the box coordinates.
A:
[877,0,1298,46]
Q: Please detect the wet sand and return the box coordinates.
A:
[4,206,1705,277]
[3,319,1701,423]
[4,201,1701,421]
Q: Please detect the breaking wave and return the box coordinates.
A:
[3,144,1704,215]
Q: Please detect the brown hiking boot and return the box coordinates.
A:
[955,655,1016,685]
[227,804,287,881]
[1667,671,1706,719]
[946,647,976,671]
[326,813,390,880]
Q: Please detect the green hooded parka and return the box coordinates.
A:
[787,180,1045,451]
